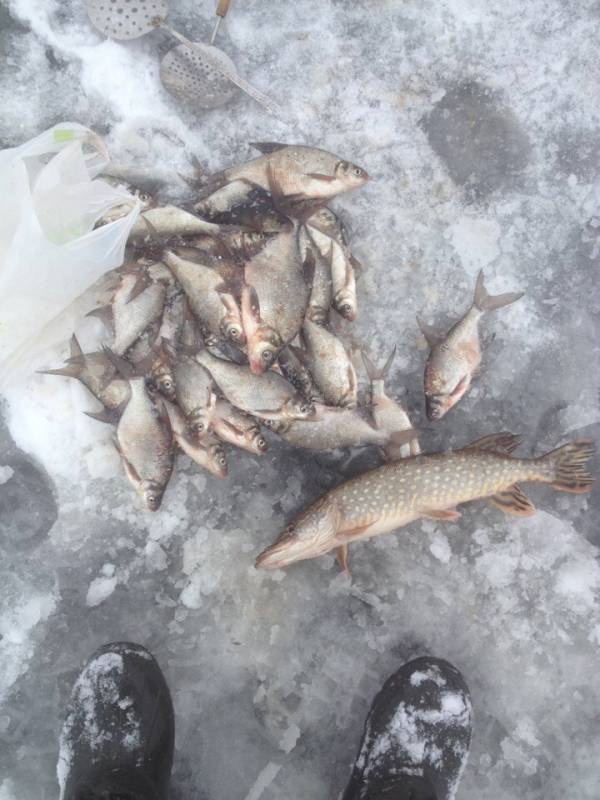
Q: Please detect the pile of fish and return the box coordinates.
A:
[41,141,594,574]
[41,143,415,510]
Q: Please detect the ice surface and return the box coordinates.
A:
[1,1,599,799]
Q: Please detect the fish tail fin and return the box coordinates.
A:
[101,346,135,379]
[473,270,523,312]
[540,439,595,493]
[37,363,82,379]
[361,346,396,382]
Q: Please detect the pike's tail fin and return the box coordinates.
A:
[542,439,595,494]
[474,270,523,312]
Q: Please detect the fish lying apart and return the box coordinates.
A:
[256,435,594,573]
[419,270,523,420]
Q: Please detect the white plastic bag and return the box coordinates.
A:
[0,123,141,386]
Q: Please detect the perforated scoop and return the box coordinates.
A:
[160,43,238,109]
[86,0,170,41]
[85,0,281,115]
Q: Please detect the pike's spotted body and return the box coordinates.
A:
[256,435,594,571]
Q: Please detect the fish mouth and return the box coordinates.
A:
[255,533,303,570]
[249,358,266,375]
[425,396,445,422]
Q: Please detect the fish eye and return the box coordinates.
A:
[196,421,204,432]
[256,436,267,451]
[218,456,226,466]
[353,167,362,176]
[261,349,274,364]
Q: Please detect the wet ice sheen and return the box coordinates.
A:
[0,1,599,799]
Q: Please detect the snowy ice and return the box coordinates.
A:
[1,1,600,799]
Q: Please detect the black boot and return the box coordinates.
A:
[58,642,175,800]
[342,657,472,800]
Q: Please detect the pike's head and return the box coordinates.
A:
[140,480,165,512]
[335,160,369,191]
[255,497,339,570]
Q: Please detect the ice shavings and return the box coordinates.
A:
[85,575,118,607]
[0,466,14,484]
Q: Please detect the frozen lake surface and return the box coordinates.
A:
[1,1,599,798]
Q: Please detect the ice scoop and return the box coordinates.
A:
[84,0,281,115]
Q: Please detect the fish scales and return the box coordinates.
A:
[331,452,542,530]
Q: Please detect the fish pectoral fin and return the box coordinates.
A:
[249,141,288,154]
[302,247,316,286]
[126,273,151,303]
[336,522,373,542]
[305,172,335,182]
[420,508,461,521]
[84,408,118,425]
[335,545,351,576]
[489,484,536,516]
[115,442,142,485]
[465,432,523,456]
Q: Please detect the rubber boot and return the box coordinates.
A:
[342,656,472,800]
[57,642,174,800]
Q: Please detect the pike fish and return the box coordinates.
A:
[212,398,268,455]
[300,319,358,408]
[419,270,523,421]
[165,401,228,478]
[256,434,594,572]
[242,223,312,374]
[201,143,368,201]
[163,250,244,346]
[115,377,174,511]
[362,348,420,460]
[195,349,314,421]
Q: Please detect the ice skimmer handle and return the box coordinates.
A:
[210,0,231,45]
[161,23,283,117]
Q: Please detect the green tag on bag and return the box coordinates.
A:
[53,129,75,143]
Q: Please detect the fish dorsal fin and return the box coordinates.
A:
[416,315,443,347]
[489,484,536,516]
[86,305,113,327]
[464,432,522,456]
[250,141,288,155]
[69,334,83,360]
